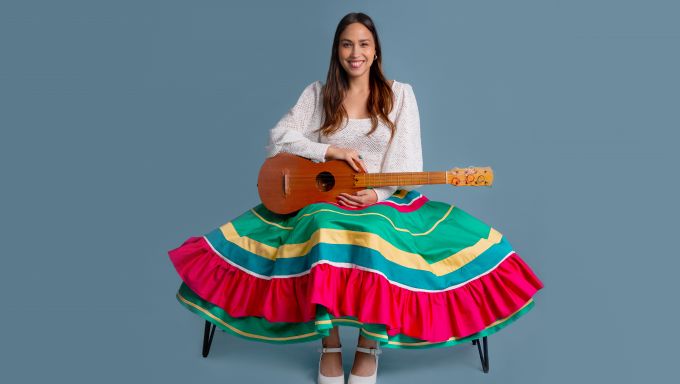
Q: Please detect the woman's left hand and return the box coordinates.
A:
[337,189,378,207]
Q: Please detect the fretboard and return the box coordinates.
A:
[354,172,448,188]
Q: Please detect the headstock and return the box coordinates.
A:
[446,167,494,186]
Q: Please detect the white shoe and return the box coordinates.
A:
[317,345,344,384]
[348,346,382,384]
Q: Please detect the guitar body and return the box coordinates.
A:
[257,153,360,214]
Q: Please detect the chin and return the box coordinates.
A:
[344,69,367,77]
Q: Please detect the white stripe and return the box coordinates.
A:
[203,236,514,293]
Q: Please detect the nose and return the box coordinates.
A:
[351,45,360,56]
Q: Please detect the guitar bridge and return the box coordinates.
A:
[282,169,290,197]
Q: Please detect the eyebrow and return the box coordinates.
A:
[340,39,371,43]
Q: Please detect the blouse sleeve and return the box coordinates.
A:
[373,83,424,202]
[265,81,331,163]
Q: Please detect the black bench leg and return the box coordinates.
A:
[202,320,217,357]
[471,337,490,373]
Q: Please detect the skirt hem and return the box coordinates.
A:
[176,282,536,350]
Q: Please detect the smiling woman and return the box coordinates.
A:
[167,11,544,384]
[320,18,396,144]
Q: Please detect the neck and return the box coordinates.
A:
[354,171,448,188]
[346,74,370,93]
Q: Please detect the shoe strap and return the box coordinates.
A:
[355,346,382,356]
[318,346,343,353]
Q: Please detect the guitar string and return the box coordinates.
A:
[285,176,441,182]
[280,173,480,185]
[284,175,445,181]
[283,173,447,181]
[282,176,447,185]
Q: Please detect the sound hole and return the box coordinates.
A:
[315,171,335,192]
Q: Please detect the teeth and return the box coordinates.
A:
[350,61,363,67]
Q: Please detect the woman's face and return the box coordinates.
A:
[337,22,376,79]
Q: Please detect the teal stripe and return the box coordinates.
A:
[205,228,515,291]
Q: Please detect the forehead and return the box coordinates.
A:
[339,23,373,42]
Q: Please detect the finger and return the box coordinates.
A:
[347,195,366,206]
[345,158,359,172]
[338,197,360,207]
[337,195,362,207]
[357,159,367,173]
[353,191,368,203]
[340,192,360,197]
[349,157,363,173]
[355,189,376,205]
[336,194,352,206]
[357,190,373,198]
[340,192,363,203]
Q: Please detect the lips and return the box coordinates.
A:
[349,60,364,69]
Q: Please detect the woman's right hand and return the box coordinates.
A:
[324,146,367,173]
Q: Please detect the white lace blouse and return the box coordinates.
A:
[265,80,423,202]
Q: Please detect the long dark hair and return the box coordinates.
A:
[317,12,396,138]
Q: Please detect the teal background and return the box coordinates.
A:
[1,0,678,383]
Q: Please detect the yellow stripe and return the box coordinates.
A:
[393,189,409,198]
[329,318,363,326]
[221,222,281,259]
[315,318,373,328]
[177,292,319,342]
[430,228,502,273]
[219,222,502,276]
[250,209,294,230]
[360,328,390,340]
[252,205,454,236]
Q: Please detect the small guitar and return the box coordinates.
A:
[257,153,494,214]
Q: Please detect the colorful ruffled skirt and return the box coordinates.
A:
[168,189,544,349]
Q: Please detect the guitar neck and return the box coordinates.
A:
[354,168,493,188]
[354,172,447,188]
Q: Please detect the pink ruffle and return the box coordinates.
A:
[168,236,543,342]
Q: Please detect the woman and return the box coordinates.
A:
[168,12,543,384]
